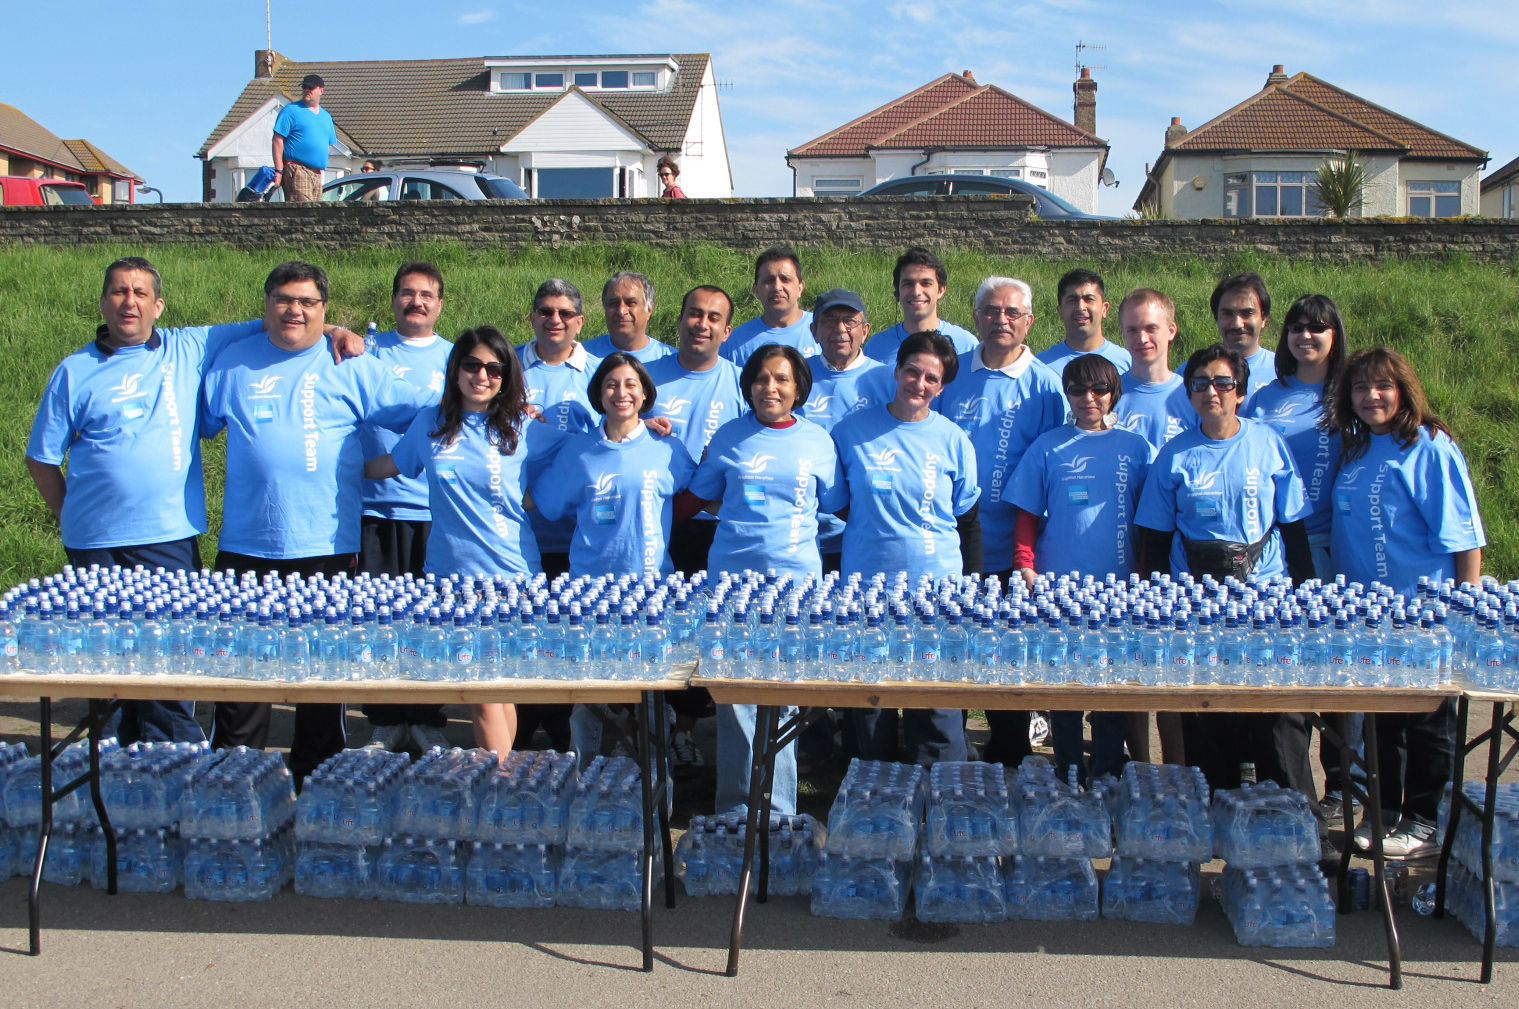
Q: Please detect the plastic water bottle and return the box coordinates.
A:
[364,321,379,355]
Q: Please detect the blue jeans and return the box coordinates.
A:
[1050,710,1128,785]
[716,704,797,816]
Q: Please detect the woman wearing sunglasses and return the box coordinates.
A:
[366,326,568,754]
[1007,354,1155,783]
[1135,343,1318,799]
[1326,346,1485,858]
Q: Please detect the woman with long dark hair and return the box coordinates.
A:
[366,326,567,752]
[1327,346,1485,858]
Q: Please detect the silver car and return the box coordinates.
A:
[320,169,529,202]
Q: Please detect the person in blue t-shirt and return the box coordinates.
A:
[1208,271,1276,413]
[271,74,338,202]
[1326,346,1485,859]
[200,261,433,783]
[1114,288,1195,451]
[26,256,360,744]
[1246,293,1357,810]
[1035,268,1132,374]
[370,326,570,754]
[1009,354,1155,784]
[863,246,978,363]
[580,272,674,365]
[1136,343,1319,813]
[723,247,819,364]
[686,344,846,814]
[834,331,981,768]
[358,262,455,753]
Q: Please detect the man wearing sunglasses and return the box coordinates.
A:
[201,260,435,783]
[358,262,454,752]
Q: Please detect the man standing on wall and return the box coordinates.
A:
[272,74,338,203]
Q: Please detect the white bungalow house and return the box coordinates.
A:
[196,50,732,201]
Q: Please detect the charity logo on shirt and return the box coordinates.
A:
[393,366,412,378]
[1060,455,1095,475]
[248,375,283,397]
[109,373,146,401]
[590,470,620,525]
[951,396,988,428]
[739,453,774,474]
[657,397,692,418]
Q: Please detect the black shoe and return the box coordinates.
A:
[1321,796,1361,829]
[1318,837,1343,877]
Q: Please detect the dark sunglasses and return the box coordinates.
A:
[1065,383,1114,396]
[535,307,581,320]
[1189,376,1239,393]
[460,357,505,379]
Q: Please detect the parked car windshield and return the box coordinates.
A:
[476,176,528,199]
[41,185,93,206]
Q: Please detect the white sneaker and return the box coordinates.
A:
[409,724,449,752]
[364,724,408,751]
[1352,821,1380,851]
[1382,820,1438,859]
[1028,712,1051,747]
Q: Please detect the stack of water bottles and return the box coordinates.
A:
[812,759,924,920]
[1445,579,1519,691]
[1,737,116,885]
[558,754,655,911]
[294,747,410,900]
[93,740,211,892]
[675,811,820,897]
[1101,763,1211,925]
[1005,757,1105,922]
[0,741,32,880]
[376,746,496,904]
[180,746,297,901]
[1439,781,1519,946]
[465,749,578,908]
[0,565,701,684]
[914,762,1017,923]
[1212,781,1334,947]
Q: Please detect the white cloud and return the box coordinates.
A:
[457,9,495,24]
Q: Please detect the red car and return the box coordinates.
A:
[0,176,97,206]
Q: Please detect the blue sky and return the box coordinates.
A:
[4,0,1515,213]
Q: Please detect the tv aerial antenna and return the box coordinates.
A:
[1075,41,1106,75]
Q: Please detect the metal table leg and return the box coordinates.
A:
[1362,716,1402,990]
[635,691,676,972]
[27,697,54,956]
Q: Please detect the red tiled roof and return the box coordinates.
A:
[0,103,141,180]
[1173,87,1406,152]
[1281,75,1485,159]
[789,74,1099,157]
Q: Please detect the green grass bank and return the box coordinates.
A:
[1,241,1514,583]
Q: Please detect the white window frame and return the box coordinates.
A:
[1406,180,1462,218]
[813,177,862,196]
[1251,171,1322,218]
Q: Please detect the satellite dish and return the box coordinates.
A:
[1101,167,1118,188]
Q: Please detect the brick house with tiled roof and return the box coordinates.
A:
[1480,155,1519,218]
[196,50,731,202]
[1135,66,1487,219]
[786,70,1110,214]
[0,104,143,204]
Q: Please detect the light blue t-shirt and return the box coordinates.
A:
[1178,345,1275,412]
[391,411,567,577]
[201,336,433,559]
[27,320,264,550]
[579,333,674,365]
[1248,376,1340,537]
[518,343,602,555]
[1330,429,1486,597]
[533,424,695,579]
[1009,425,1156,577]
[935,350,1065,568]
[644,355,748,464]
[272,102,337,171]
[360,332,451,521]
[723,312,819,365]
[798,355,897,554]
[1135,418,1309,580]
[863,321,979,364]
[688,415,846,577]
[1035,339,1132,375]
[832,406,980,580]
[1114,373,1195,450]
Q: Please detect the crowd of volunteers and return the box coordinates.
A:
[24,248,1486,862]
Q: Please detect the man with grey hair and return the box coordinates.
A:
[582,271,672,364]
[937,275,1065,765]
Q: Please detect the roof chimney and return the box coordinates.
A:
[1265,64,1288,87]
[1073,67,1097,136]
[1164,117,1188,146]
[255,49,276,79]
[962,70,976,82]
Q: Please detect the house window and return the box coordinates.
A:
[951,169,985,175]
[601,71,629,89]
[1252,171,1321,217]
[1027,169,1048,180]
[499,72,531,90]
[632,71,657,87]
[574,72,598,87]
[537,167,615,198]
[1224,173,1251,217]
[990,169,1022,179]
[534,73,564,88]
[1504,186,1515,219]
[112,179,132,203]
[813,178,861,195]
[1407,180,1461,217]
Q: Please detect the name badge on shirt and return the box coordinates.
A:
[593,498,619,525]
[436,462,458,484]
[743,481,765,507]
[1194,500,1219,520]
[871,474,893,496]
[1067,483,1090,506]
[252,405,275,425]
[120,405,146,422]
[1336,491,1351,514]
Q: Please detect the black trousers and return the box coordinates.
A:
[851,708,968,766]
[209,550,355,783]
[1180,711,1321,824]
[1375,698,1457,827]
[357,517,446,729]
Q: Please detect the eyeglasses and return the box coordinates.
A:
[535,307,581,320]
[1065,383,1114,396]
[460,357,505,379]
[1286,322,1332,334]
[978,306,1030,320]
[271,296,325,310]
[818,317,865,333]
[1188,376,1239,393]
[657,172,674,178]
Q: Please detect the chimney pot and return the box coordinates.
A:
[1164,117,1188,146]
[254,49,276,80]
[963,70,975,81]
[1170,117,1182,126]
[1265,64,1289,87]
[1079,67,1091,79]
